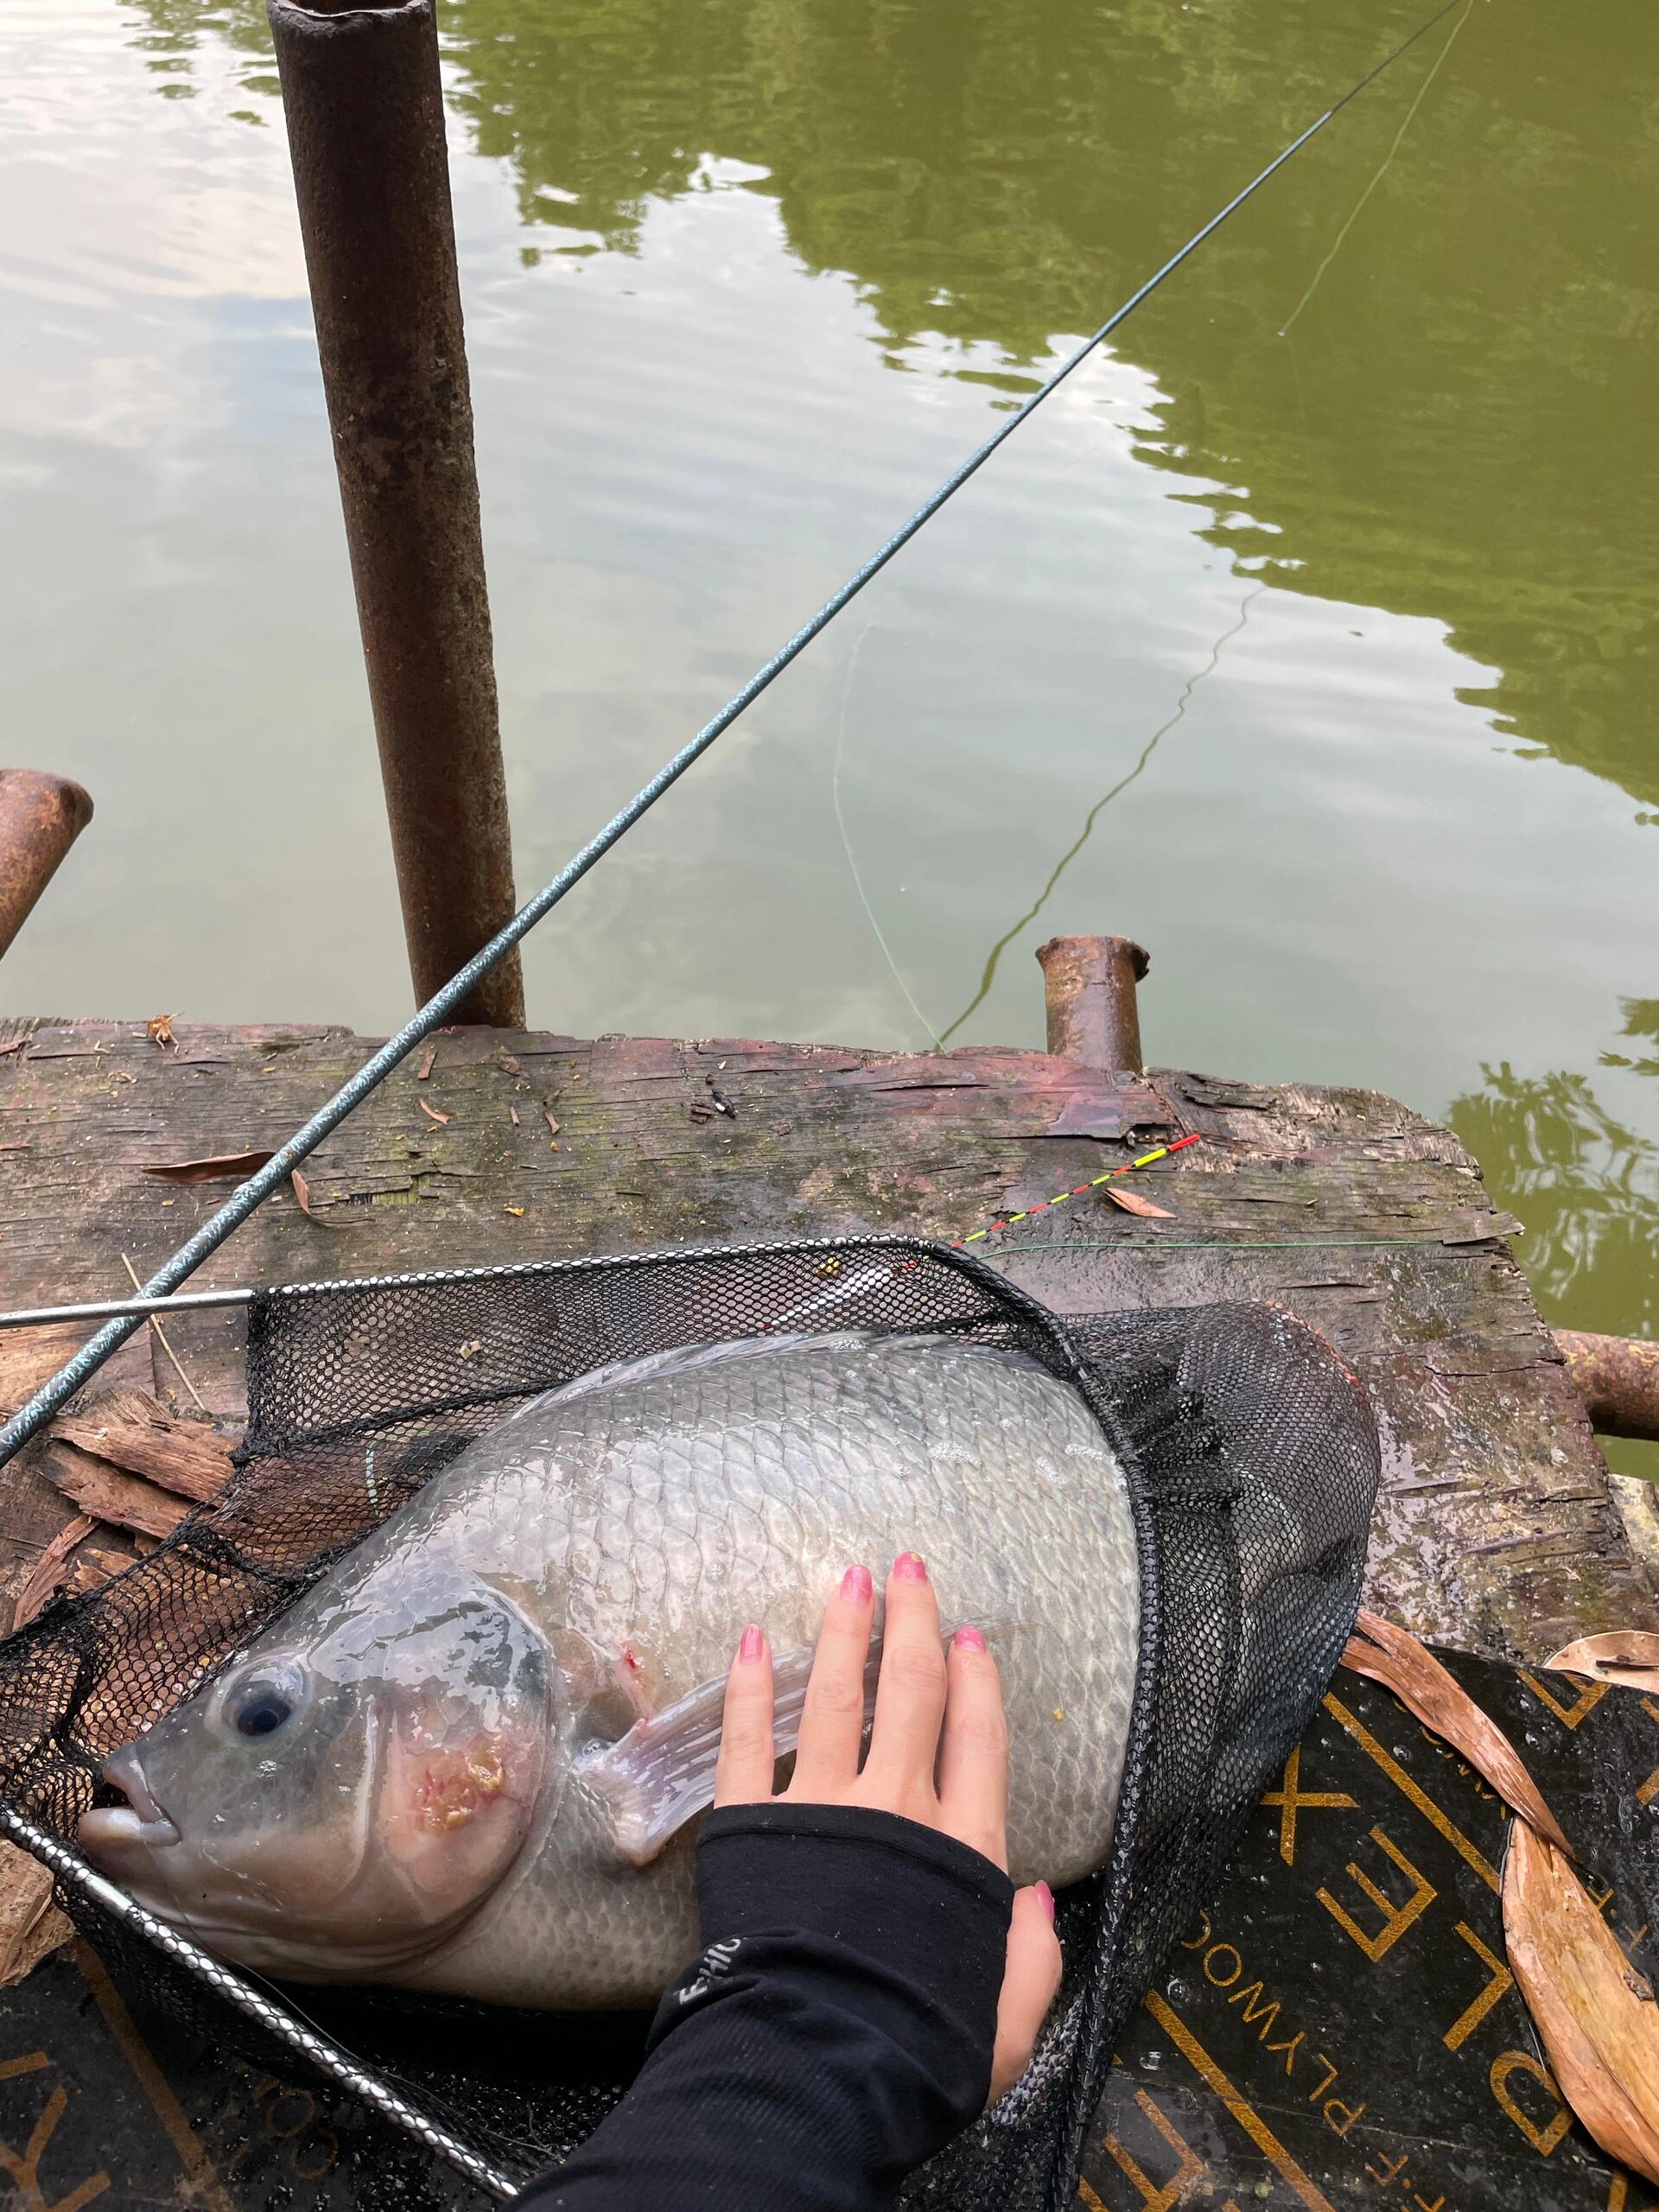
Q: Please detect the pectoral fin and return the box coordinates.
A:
[577,1637,883,1867]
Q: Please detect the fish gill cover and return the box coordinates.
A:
[0,1238,1378,2209]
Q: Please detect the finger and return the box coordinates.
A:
[790,1565,874,1796]
[862,1552,947,1795]
[713,1624,775,1806]
[987,1885,1062,2107]
[935,1625,1009,1868]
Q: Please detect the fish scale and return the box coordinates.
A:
[80,1332,1140,2011]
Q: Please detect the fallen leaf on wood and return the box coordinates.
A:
[1503,1820,1659,2185]
[1544,1632,1659,1696]
[51,1407,233,1503]
[145,1013,177,1049]
[498,1052,524,1077]
[1103,1184,1175,1218]
[11,1514,97,1629]
[291,1168,315,1217]
[418,1097,450,1125]
[1342,1607,1573,1855]
[0,1842,71,1988]
[504,1205,525,1218]
[416,1046,437,1080]
[142,1149,276,1185]
[45,1442,194,1540]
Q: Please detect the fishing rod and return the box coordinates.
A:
[0,0,1463,1466]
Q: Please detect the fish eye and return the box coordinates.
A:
[222,1662,308,1742]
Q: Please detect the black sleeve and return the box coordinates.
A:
[517,1802,1015,2211]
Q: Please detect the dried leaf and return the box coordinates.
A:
[43,1443,193,1540]
[1341,1608,1573,1856]
[290,1168,315,1217]
[145,1013,177,1049]
[497,1052,524,1077]
[416,1046,437,1080]
[0,1842,71,1988]
[504,1205,525,1218]
[142,1148,276,1185]
[1103,1184,1175,1219]
[1544,1632,1659,1696]
[418,1097,450,1125]
[50,1408,233,1503]
[11,1514,97,1629]
[1503,1820,1659,2185]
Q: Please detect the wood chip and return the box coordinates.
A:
[0,1842,71,1989]
[142,1148,276,1185]
[10,1514,97,1630]
[416,1045,437,1080]
[145,1013,177,1049]
[1103,1184,1175,1219]
[497,1052,524,1077]
[418,1097,450,1125]
[1503,1820,1659,2185]
[504,1205,525,1217]
[50,1403,233,1503]
[43,1441,194,1540]
[1544,1631,1659,1695]
[1341,1608,1573,1855]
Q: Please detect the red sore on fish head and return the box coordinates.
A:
[381,1722,542,1910]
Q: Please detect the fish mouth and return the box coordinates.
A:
[79,1750,180,1857]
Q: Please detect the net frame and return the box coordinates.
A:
[0,1235,1378,2208]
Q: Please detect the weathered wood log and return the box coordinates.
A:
[49,1400,235,1504]
[1,1011,1651,1661]
[42,1444,194,1541]
[1554,1330,1659,1442]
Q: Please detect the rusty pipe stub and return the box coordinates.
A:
[1555,1330,1659,1444]
[1036,934,1150,1071]
[268,0,524,1027]
[0,770,94,961]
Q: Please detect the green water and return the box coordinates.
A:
[1,0,1653,1465]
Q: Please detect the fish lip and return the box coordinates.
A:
[80,1749,180,1853]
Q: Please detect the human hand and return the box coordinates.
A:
[713,1551,1064,2104]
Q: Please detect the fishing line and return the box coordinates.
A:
[831,619,944,1051]
[0,0,1466,1471]
[937,585,1263,1048]
[1281,0,1472,336]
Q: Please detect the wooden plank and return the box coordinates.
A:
[0,1019,1652,1662]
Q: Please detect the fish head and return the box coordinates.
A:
[79,1561,555,1980]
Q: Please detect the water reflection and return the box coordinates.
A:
[124,0,1659,810]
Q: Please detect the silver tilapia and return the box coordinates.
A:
[79,1331,1140,2009]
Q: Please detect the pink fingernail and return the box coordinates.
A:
[840,1564,873,1604]
[1034,1881,1055,1922]
[738,1624,765,1664]
[953,1624,987,1654]
[893,1552,927,1584]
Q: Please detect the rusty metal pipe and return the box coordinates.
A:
[1036,934,1150,1071]
[0,771,93,961]
[1555,1330,1659,1443]
[268,0,524,1027]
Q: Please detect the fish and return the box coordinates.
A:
[78,1329,1141,2010]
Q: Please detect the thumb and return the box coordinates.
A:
[988,1883,1063,2107]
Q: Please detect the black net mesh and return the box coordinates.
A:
[0,1237,1378,2209]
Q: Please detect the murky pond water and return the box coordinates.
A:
[1,0,1653,1463]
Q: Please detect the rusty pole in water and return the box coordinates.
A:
[1036,935,1150,1072]
[267,0,524,1027]
[0,771,93,961]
